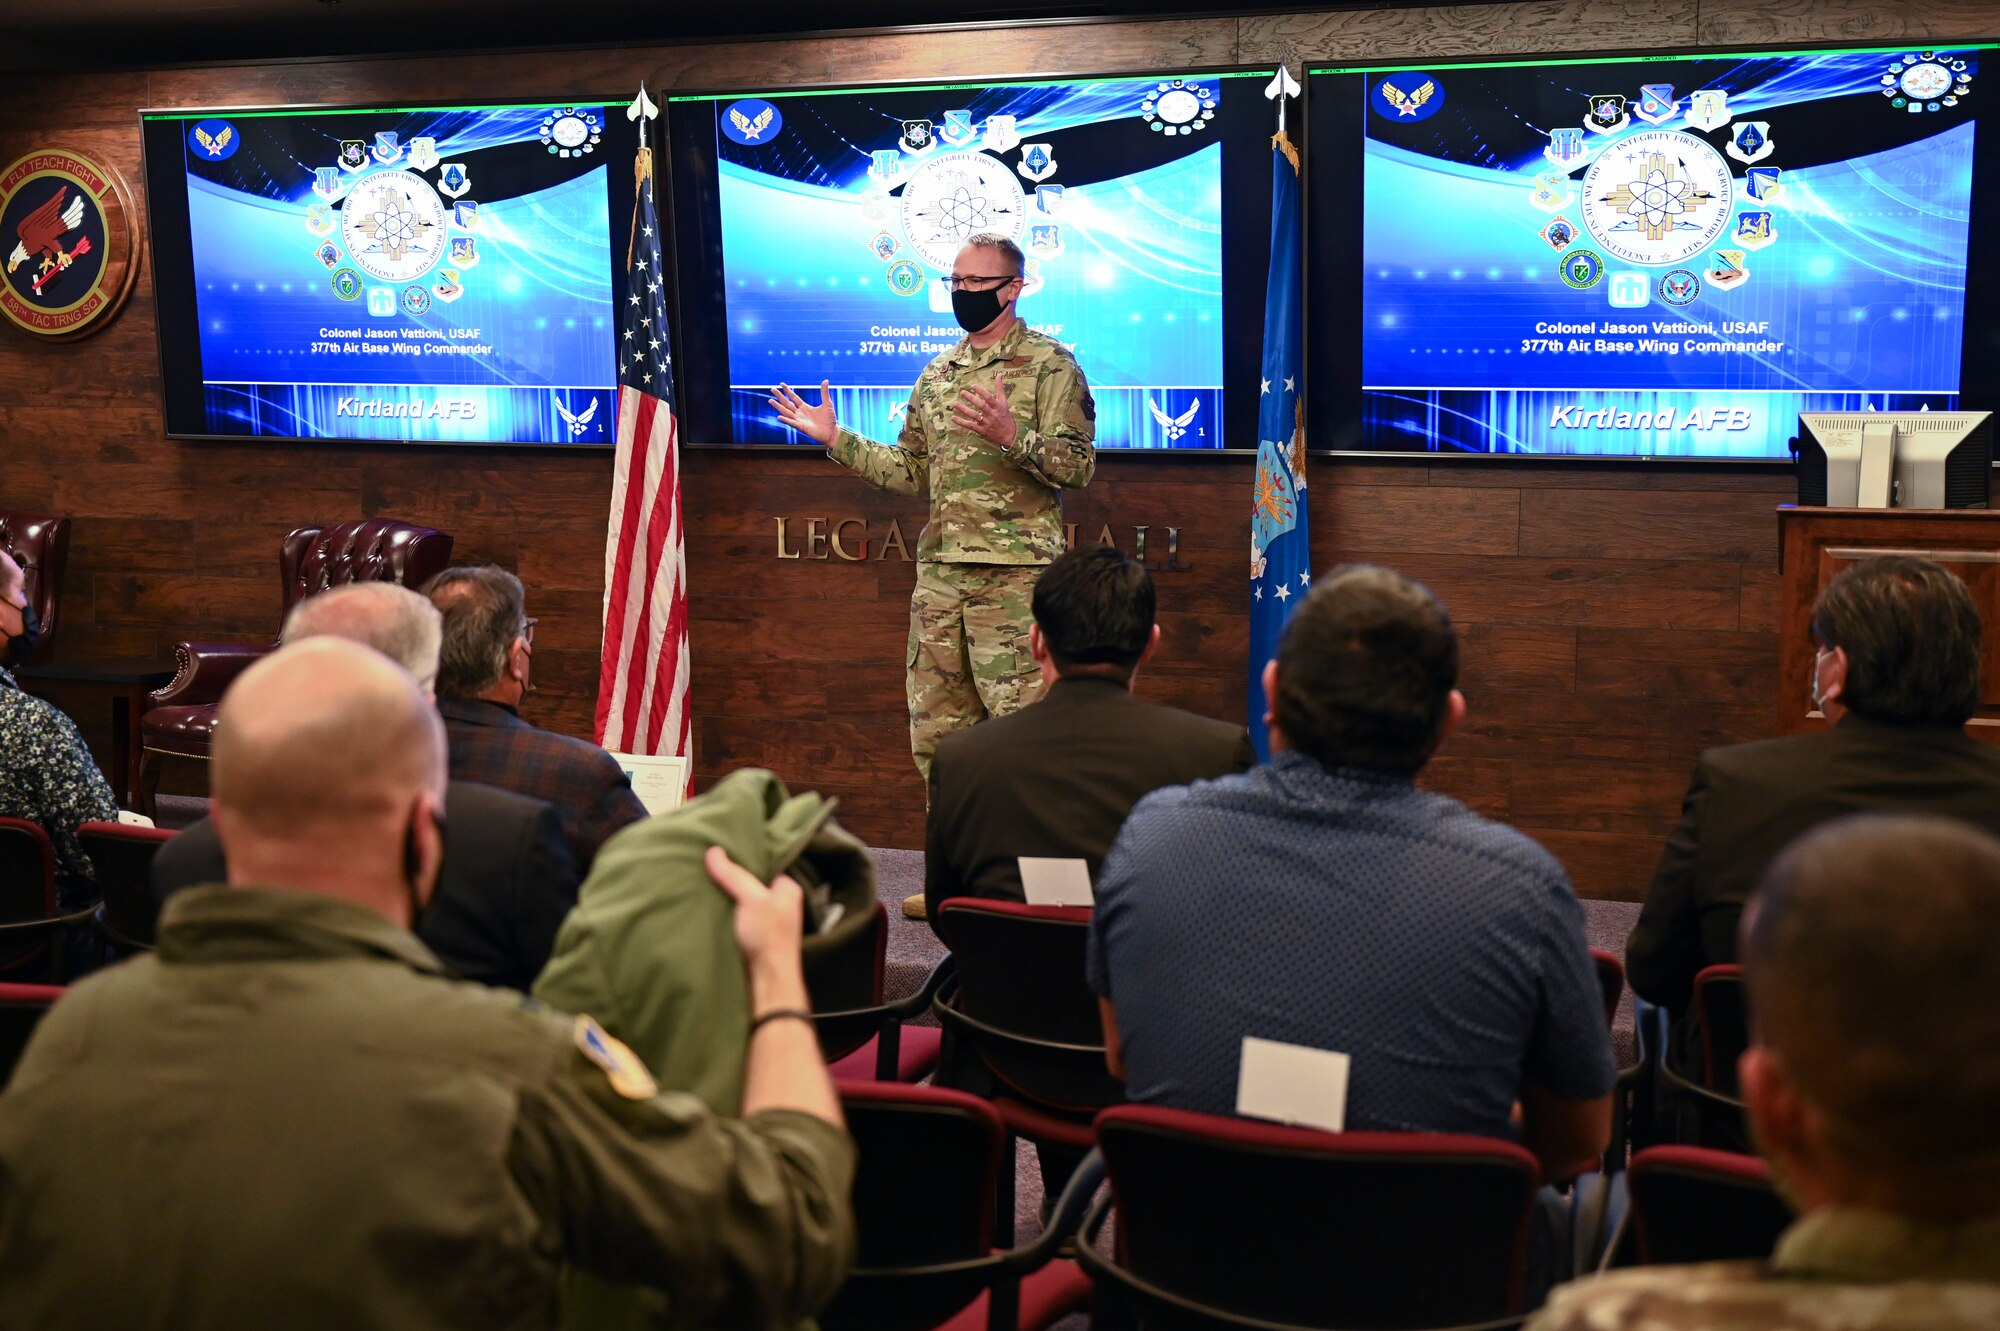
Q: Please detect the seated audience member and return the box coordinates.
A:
[1627,555,2000,1029]
[922,545,1254,931]
[1530,814,2000,1330]
[0,546,116,911]
[1089,565,1614,1185]
[151,582,581,990]
[424,565,646,870]
[0,638,854,1328]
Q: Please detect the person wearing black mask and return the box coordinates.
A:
[770,235,1098,916]
[0,546,118,911]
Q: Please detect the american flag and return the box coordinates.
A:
[594,139,690,763]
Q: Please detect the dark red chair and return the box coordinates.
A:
[137,519,455,815]
[0,982,64,1089]
[76,821,175,952]
[1609,1144,1791,1267]
[1080,1106,1542,1331]
[0,819,92,982]
[1589,948,1624,1029]
[809,901,946,1084]
[1641,965,1751,1153]
[822,1082,1092,1331]
[0,510,70,661]
[931,898,1124,1242]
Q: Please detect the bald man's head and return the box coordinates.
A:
[281,583,443,696]
[1744,815,2000,1198]
[213,637,446,851]
[0,546,22,602]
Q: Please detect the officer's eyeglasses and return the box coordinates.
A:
[945,274,1017,291]
[520,617,539,647]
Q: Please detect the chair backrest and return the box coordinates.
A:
[934,898,1122,1114]
[1628,1144,1791,1265]
[1693,964,1749,1093]
[0,818,56,925]
[77,821,174,948]
[822,1083,1009,1331]
[1590,947,1624,1029]
[1097,1105,1542,1329]
[279,520,455,617]
[0,982,64,1090]
[935,899,1100,1046]
[0,510,70,651]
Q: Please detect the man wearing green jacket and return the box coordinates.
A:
[0,639,855,1331]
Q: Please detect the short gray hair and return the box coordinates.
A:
[280,582,443,694]
[423,565,527,699]
[964,233,1025,278]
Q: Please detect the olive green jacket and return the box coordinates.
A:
[0,887,855,1331]
[533,767,877,1331]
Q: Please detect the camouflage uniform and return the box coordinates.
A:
[1526,1209,2000,1330]
[829,321,1096,781]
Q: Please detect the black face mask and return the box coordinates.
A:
[950,284,1010,334]
[3,602,40,668]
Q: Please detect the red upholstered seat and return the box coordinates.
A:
[829,1025,943,1085]
[135,704,220,758]
[136,519,453,815]
[0,510,70,659]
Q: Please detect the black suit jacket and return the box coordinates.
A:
[925,676,1254,932]
[1628,714,2000,1013]
[151,781,582,992]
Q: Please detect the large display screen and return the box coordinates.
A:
[1308,43,2000,458]
[141,102,626,445]
[663,69,1280,449]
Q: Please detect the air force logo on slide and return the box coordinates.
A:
[1372,73,1442,122]
[721,100,782,146]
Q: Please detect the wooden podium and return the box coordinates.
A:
[1777,506,2000,742]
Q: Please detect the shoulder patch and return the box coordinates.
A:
[574,1015,658,1100]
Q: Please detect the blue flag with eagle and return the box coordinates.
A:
[1248,127,1308,760]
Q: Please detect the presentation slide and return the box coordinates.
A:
[143,103,619,444]
[1312,44,1990,457]
[669,73,1264,449]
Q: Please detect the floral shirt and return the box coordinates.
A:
[0,664,117,911]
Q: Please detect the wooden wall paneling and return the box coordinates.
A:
[1694,0,2000,45]
[1238,0,1699,65]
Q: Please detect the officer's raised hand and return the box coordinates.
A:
[770,380,838,447]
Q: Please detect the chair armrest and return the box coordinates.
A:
[150,642,271,707]
[1005,1147,1105,1272]
[887,952,956,1022]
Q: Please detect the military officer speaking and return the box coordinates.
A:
[771,233,1096,827]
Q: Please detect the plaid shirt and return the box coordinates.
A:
[0,665,118,911]
[435,696,646,873]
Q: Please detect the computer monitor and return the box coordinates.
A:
[1795,412,1993,509]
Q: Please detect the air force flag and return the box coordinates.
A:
[1249,125,1310,760]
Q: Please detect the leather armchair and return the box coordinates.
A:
[0,511,71,662]
[138,520,455,814]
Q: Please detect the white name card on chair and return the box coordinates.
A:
[1236,1036,1351,1133]
[1017,857,1094,907]
[606,752,688,817]
[116,810,156,828]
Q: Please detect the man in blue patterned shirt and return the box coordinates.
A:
[0,548,117,911]
[1088,564,1614,1183]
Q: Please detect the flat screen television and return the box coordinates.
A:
[1307,41,2000,459]
[661,67,1281,450]
[140,101,631,446]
